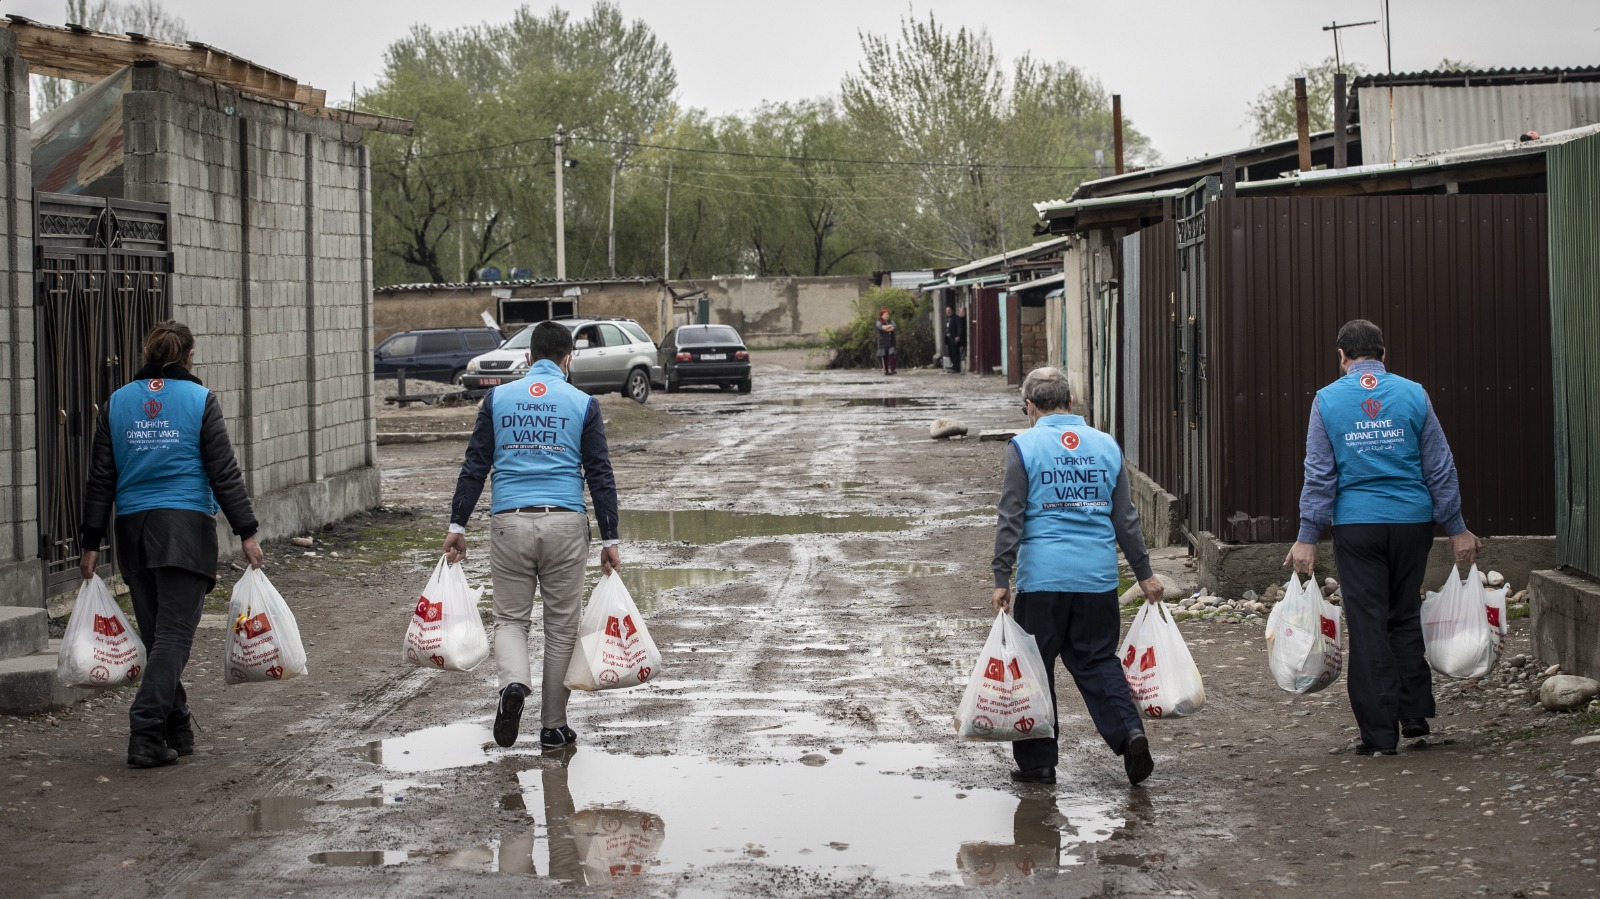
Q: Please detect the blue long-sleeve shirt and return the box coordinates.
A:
[1297,361,1466,544]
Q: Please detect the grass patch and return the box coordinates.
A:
[1508,605,1531,620]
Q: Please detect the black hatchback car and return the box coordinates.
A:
[659,324,751,393]
[373,327,502,384]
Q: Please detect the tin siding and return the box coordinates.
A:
[1548,134,1600,576]
[1135,219,1180,493]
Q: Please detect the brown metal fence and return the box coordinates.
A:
[1547,134,1600,577]
[1202,194,1553,542]
[1135,219,1180,491]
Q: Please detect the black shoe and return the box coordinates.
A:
[127,731,178,769]
[165,713,195,757]
[540,725,578,749]
[493,684,528,748]
[1123,731,1155,786]
[1010,766,1056,784]
[1354,741,1399,756]
[1401,718,1431,739]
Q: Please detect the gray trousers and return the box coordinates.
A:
[489,509,590,728]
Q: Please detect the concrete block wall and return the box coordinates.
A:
[0,32,39,606]
[122,63,378,545]
[684,275,870,347]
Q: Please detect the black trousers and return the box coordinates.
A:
[122,558,209,737]
[1011,590,1143,770]
[948,343,964,373]
[1332,522,1437,749]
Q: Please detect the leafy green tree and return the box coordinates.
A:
[1247,56,1367,143]
[32,0,187,117]
[821,287,933,369]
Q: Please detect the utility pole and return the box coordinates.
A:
[1383,0,1397,164]
[1322,19,1377,75]
[554,124,567,280]
[608,161,619,278]
[663,162,672,280]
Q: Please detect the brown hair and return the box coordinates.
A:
[143,320,195,370]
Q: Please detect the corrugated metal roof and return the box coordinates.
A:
[943,237,1069,277]
[1059,129,1352,202]
[885,270,935,289]
[1005,272,1066,293]
[1359,81,1600,161]
[1352,66,1600,90]
[1035,188,1186,220]
[376,276,662,293]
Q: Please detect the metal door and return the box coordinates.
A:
[1175,177,1219,543]
[34,194,172,594]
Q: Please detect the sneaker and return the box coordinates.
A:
[1354,741,1398,756]
[127,730,178,769]
[165,713,195,757]
[493,684,528,748]
[1401,718,1431,739]
[540,725,578,749]
[1123,730,1155,786]
[1009,766,1056,784]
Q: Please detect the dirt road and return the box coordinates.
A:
[3,353,1597,898]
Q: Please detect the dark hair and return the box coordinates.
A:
[143,320,195,370]
[1336,319,1385,361]
[528,320,574,362]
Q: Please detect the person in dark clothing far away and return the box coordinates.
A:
[944,305,967,374]
[875,309,897,375]
[445,321,621,751]
[992,366,1163,786]
[1287,319,1481,755]
[80,321,262,769]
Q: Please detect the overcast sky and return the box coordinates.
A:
[7,0,1598,162]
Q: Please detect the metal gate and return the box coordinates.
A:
[1175,177,1219,543]
[34,194,173,594]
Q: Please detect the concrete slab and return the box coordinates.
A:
[1530,568,1600,680]
[0,641,92,714]
[0,606,48,661]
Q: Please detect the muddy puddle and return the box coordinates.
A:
[334,738,1131,885]
[618,509,910,544]
[581,566,747,611]
[853,561,952,578]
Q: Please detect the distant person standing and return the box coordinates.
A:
[945,305,967,374]
[1286,319,1481,755]
[992,367,1163,786]
[444,321,621,750]
[80,321,263,769]
[875,309,898,376]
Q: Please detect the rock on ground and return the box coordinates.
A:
[1539,674,1600,711]
[928,418,968,439]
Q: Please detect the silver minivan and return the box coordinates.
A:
[462,317,662,404]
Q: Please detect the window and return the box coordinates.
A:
[574,326,601,348]
[678,326,741,346]
[382,334,417,356]
[597,323,628,347]
[619,321,653,346]
[465,330,499,349]
[418,333,460,354]
[505,326,534,349]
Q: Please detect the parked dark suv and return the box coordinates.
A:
[373,327,502,384]
[659,324,751,393]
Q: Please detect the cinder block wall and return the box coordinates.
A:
[122,63,379,546]
[0,32,39,605]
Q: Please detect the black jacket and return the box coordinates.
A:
[945,315,967,347]
[80,364,258,574]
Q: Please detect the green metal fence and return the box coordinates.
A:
[1548,133,1600,578]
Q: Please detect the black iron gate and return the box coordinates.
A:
[1175,176,1218,544]
[34,194,173,594]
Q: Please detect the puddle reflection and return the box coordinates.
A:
[582,566,747,611]
[852,561,951,578]
[616,509,909,544]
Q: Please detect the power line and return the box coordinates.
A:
[570,133,1100,171]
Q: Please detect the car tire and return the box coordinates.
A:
[665,374,680,393]
[737,378,752,394]
[451,369,468,386]
[720,382,736,391]
[626,368,651,404]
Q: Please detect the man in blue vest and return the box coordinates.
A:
[993,367,1164,786]
[1287,319,1481,755]
[445,321,620,750]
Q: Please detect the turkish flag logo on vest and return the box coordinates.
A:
[1061,431,1081,450]
[530,382,548,397]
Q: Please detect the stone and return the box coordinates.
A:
[977,429,1019,442]
[1538,675,1600,712]
[1570,735,1600,746]
[928,419,968,440]
[1324,578,1338,589]
[290,536,314,547]
[1543,664,1562,677]
[1486,570,1506,588]
[1242,589,1258,602]
[1508,654,1527,669]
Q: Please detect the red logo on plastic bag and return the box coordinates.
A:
[1486,607,1501,628]
[971,715,994,735]
[92,614,125,638]
[148,378,165,392]
[1359,372,1378,390]
[605,616,621,639]
[143,399,163,418]
[127,665,141,680]
[638,666,653,682]
[985,657,1022,681]
[1145,704,1164,718]
[1061,431,1081,450]
[90,665,110,682]
[599,670,619,686]
[1320,616,1338,639]
[530,382,548,397]
[429,654,445,668]
[1014,716,1036,735]
[242,613,271,639]
[1139,647,1157,672]
[415,598,442,622]
[266,665,284,679]
[1361,397,1383,419]
[1123,645,1136,667]
[622,615,638,639]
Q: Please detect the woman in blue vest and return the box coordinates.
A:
[80,321,262,768]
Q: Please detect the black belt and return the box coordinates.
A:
[509,505,577,514]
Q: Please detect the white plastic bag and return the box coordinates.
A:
[1422,565,1498,679]
[1265,574,1343,694]
[571,808,666,881]
[1119,600,1206,719]
[402,556,490,671]
[954,613,1056,742]
[223,567,308,684]
[564,572,663,691]
[56,575,147,689]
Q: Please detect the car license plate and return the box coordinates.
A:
[480,378,502,386]
[700,353,726,360]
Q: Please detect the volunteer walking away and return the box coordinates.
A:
[1286,319,1482,755]
[943,305,967,374]
[444,321,621,750]
[992,367,1165,786]
[876,308,898,376]
[80,321,263,769]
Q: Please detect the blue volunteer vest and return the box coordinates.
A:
[488,359,591,513]
[108,377,217,516]
[1317,364,1434,526]
[1012,414,1122,593]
